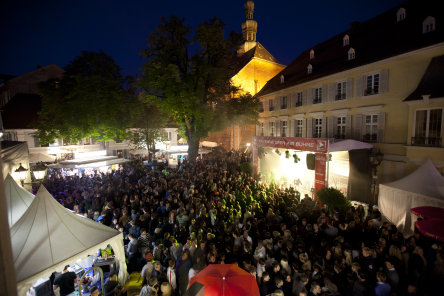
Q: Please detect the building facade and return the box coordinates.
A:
[256,0,444,194]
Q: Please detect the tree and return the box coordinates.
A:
[126,99,168,161]
[36,51,135,145]
[138,16,259,161]
[316,187,352,216]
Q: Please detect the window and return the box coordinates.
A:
[296,92,303,107]
[260,122,265,136]
[364,114,378,142]
[343,35,349,46]
[281,121,288,137]
[295,120,303,137]
[336,116,346,139]
[348,48,355,60]
[423,16,435,33]
[281,96,288,109]
[314,119,323,138]
[269,99,274,111]
[397,8,406,22]
[413,109,442,147]
[269,121,275,136]
[280,74,285,84]
[310,49,315,59]
[336,82,347,100]
[259,101,264,112]
[314,87,322,104]
[307,64,312,74]
[365,74,379,96]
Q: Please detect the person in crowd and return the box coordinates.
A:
[53,265,79,296]
[103,270,126,296]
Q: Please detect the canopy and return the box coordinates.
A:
[410,206,444,220]
[201,141,218,148]
[379,159,444,236]
[328,139,373,152]
[4,173,34,227]
[29,152,56,163]
[187,264,260,296]
[11,186,128,295]
[415,219,444,242]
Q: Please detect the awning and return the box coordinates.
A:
[48,157,131,169]
[29,152,56,163]
[329,139,373,152]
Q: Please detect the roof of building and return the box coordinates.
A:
[404,55,444,101]
[233,42,283,75]
[2,93,41,129]
[256,0,444,97]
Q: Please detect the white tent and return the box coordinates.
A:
[328,139,373,152]
[378,159,444,236]
[11,186,128,295]
[4,173,34,227]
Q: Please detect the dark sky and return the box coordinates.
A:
[0,0,406,77]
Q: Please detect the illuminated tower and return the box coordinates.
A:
[240,0,258,54]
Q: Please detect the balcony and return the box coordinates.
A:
[313,98,322,104]
[411,137,442,147]
[364,87,379,96]
[335,93,346,100]
[363,134,377,142]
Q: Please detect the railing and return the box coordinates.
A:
[363,134,377,142]
[313,133,322,138]
[411,137,442,147]
[335,93,346,100]
[334,134,346,139]
[364,88,379,96]
[295,101,303,107]
[313,98,322,104]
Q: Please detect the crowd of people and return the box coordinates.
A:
[43,150,444,296]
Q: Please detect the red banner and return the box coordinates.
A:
[314,153,327,200]
[253,136,328,152]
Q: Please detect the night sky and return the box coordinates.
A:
[0,0,405,77]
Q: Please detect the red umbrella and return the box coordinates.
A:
[410,206,444,220]
[186,264,260,296]
[415,219,444,242]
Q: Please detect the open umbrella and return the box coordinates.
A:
[415,219,444,242]
[410,206,444,220]
[186,264,260,296]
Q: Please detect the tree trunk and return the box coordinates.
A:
[187,137,200,163]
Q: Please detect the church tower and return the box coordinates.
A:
[239,1,258,55]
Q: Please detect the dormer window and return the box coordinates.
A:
[348,48,355,60]
[307,64,312,74]
[280,74,285,84]
[310,49,315,59]
[423,16,435,33]
[343,34,349,46]
[397,8,406,22]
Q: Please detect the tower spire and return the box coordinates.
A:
[239,1,257,55]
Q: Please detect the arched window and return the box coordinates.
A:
[343,34,349,46]
[307,64,312,74]
[423,16,436,33]
[348,48,355,60]
[280,74,285,84]
[310,49,315,59]
[397,8,406,22]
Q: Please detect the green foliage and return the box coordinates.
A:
[316,187,351,215]
[138,15,259,161]
[36,51,136,145]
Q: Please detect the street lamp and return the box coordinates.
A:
[14,163,28,186]
[369,149,384,206]
[32,162,47,182]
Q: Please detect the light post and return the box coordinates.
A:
[32,162,47,183]
[14,163,28,186]
[369,149,384,206]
